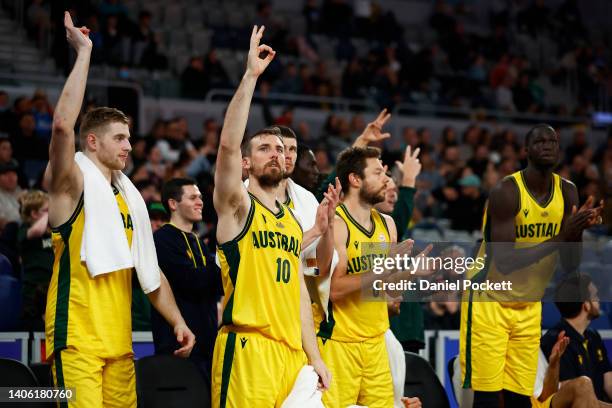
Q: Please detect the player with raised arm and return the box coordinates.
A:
[45,13,194,408]
[211,26,331,408]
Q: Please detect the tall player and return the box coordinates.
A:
[46,13,194,407]
[211,26,331,407]
[460,124,604,408]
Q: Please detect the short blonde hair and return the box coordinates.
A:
[20,190,48,224]
[79,107,129,150]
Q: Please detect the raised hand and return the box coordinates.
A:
[323,177,342,221]
[549,330,569,367]
[395,146,421,187]
[579,196,605,227]
[354,108,392,147]
[246,25,276,77]
[561,197,599,241]
[64,11,92,52]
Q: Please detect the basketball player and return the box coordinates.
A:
[46,13,194,407]
[316,146,431,408]
[460,124,604,408]
[211,26,331,407]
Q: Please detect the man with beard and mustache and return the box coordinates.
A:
[211,26,332,407]
[541,274,612,403]
[459,124,604,408]
[315,146,432,408]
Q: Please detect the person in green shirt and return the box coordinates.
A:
[17,190,53,331]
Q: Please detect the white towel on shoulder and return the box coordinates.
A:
[75,152,161,293]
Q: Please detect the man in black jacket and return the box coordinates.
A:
[152,178,223,382]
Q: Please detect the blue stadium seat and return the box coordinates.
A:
[0,253,12,276]
[0,275,21,330]
[602,247,612,265]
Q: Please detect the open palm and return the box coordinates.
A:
[246,25,275,77]
[64,11,92,52]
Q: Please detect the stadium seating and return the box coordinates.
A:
[0,253,12,276]
[0,275,21,330]
[135,354,211,408]
[404,352,450,408]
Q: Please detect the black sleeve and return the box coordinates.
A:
[392,186,416,240]
[316,170,337,202]
[154,228,221,298]
[558,345,586,382]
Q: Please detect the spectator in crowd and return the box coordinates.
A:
[0,160,22,231]
[446,173,487,232]
[181,56,209,99]
[30,91,54,142]
[26,0,51,47]
[155,118,196,164]
[17,190,53,331]
[204,50,230,90]
[152,178,222,382]
[102,14,128,65]
[0,138,14,166]
[541,274,612,403]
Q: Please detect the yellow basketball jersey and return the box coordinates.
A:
[45,187,134,358]
[217,192,303,350]
[470,170,564,303]
[318,203,391,342]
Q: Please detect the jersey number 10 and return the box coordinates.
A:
[275,258,291,283]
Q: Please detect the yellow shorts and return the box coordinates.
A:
[531,394,554,408]
[459,296,541,396]
[211,329,307,408]
[318,335,393,408]
[51,347,136,408]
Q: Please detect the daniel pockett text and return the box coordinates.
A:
[356,241,606,302]
[371,253,512,292]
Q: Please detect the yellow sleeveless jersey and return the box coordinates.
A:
[318,203,391,342]
[45,187,134,358]
[469,170,564,304]
[217,193,303,350]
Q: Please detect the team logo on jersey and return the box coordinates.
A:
[240,337,248,349]
[578,355,583,365]
[597,348,604,361]
[354,241,359,250]
[379,234,386,241]
[541,211,548,217]
[276,222,284,229]
[523,209,529,218]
